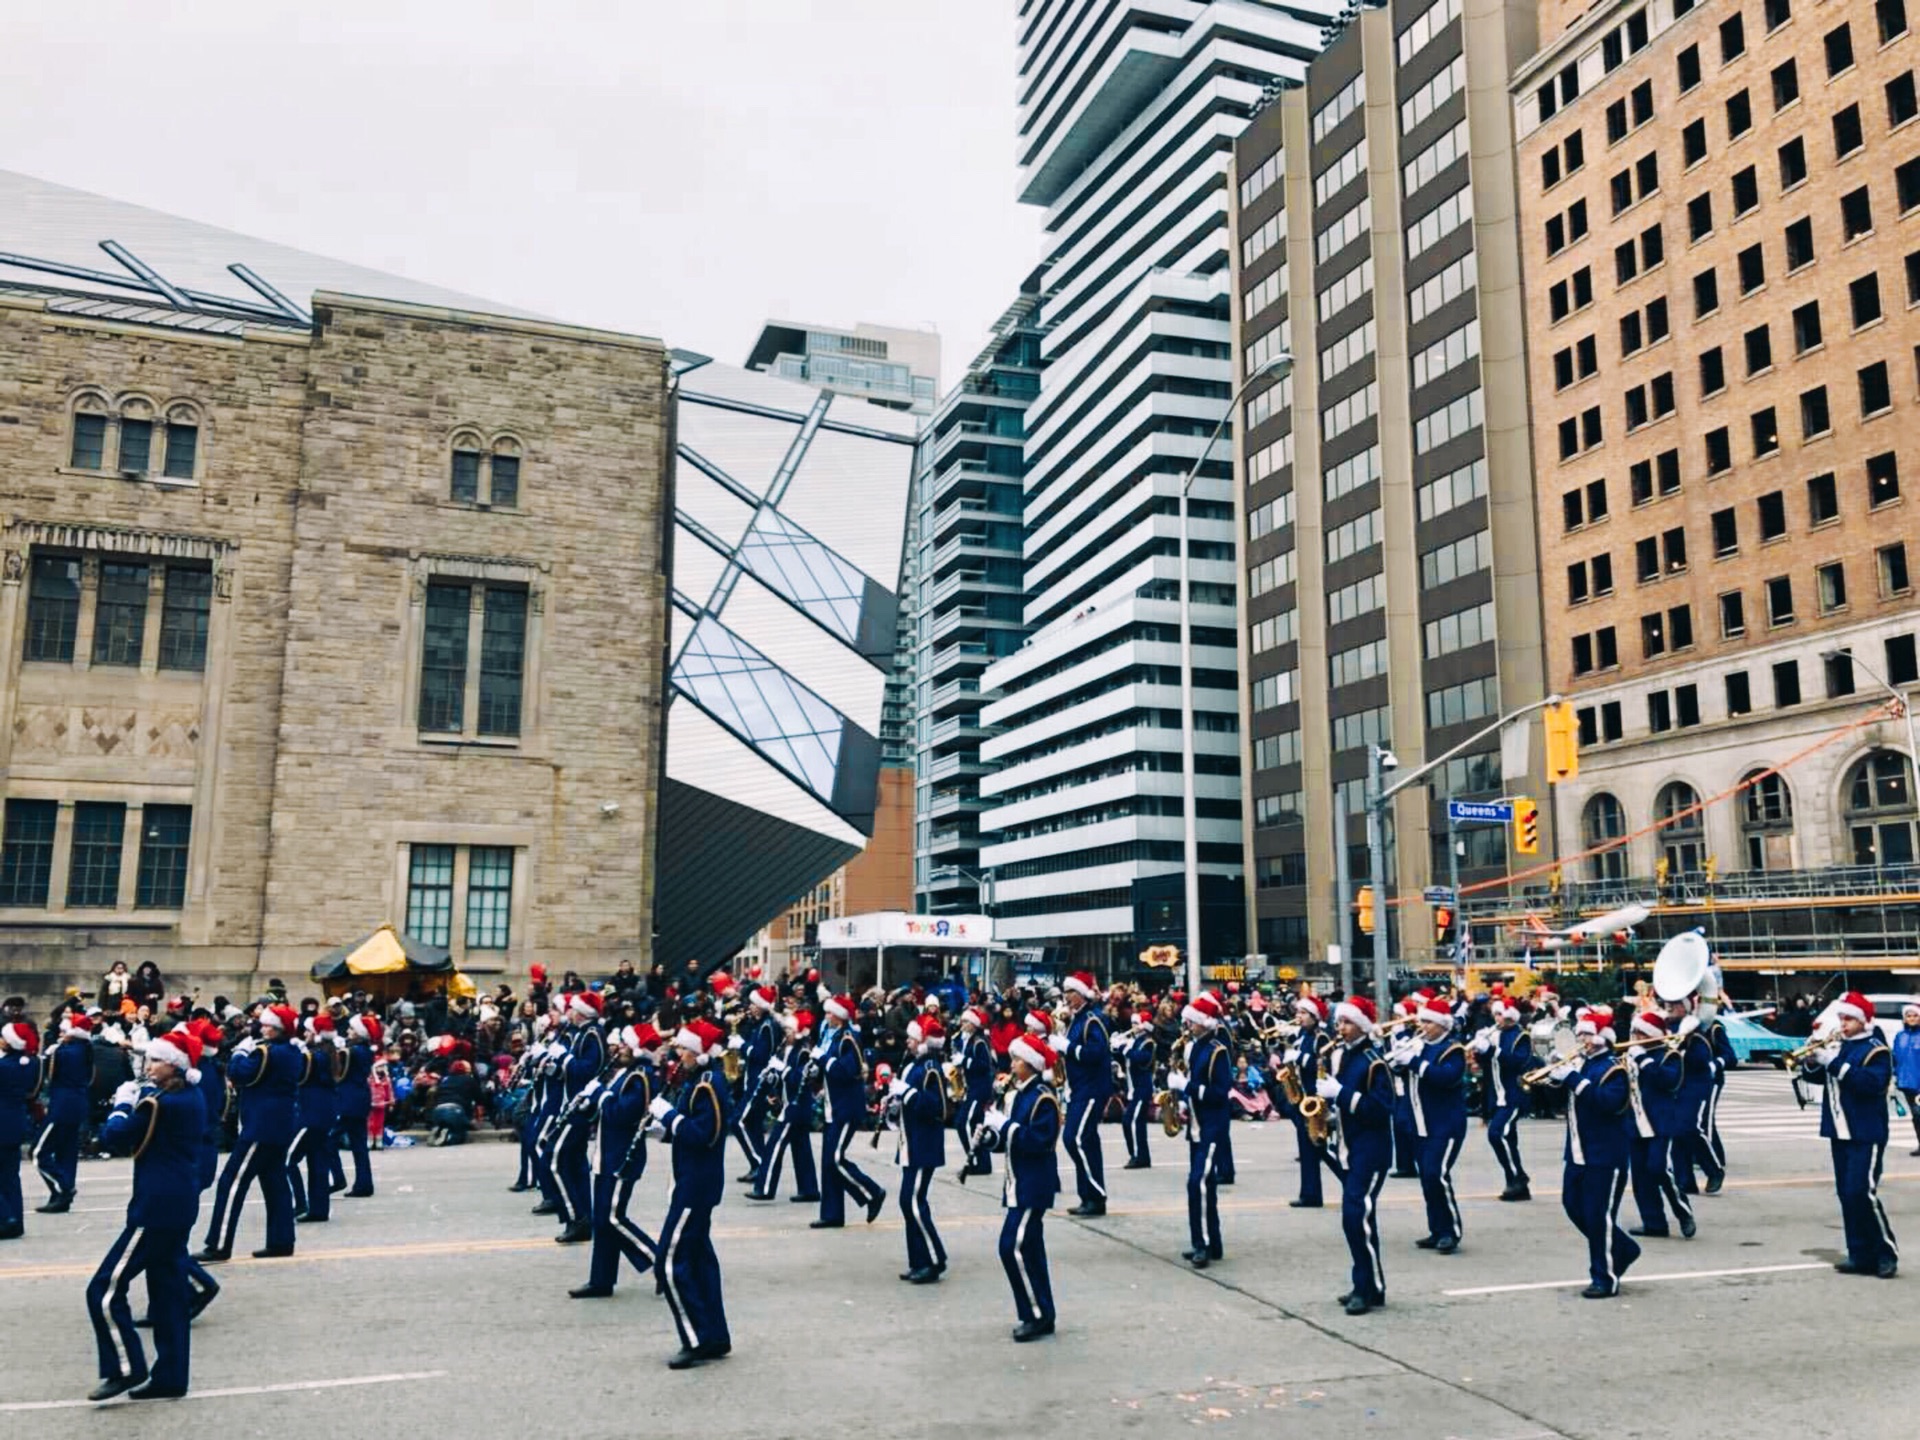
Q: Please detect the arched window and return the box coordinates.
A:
[1655,782,1705,875]
[160,402,202,481]
[1739,771,1794,870]
[1583,793,1628,880]
[448,429,523,507]
[1842,750,1917,868]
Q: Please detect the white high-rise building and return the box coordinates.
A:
[979,1,1334,968]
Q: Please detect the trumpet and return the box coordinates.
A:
[1373,1015,1423,1040]
[1783,1030,1843,1071]
[941,1058,968,1106]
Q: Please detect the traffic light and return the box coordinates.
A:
[1543,701,1580,783]
[1434,905,1453,942]
[1357,885,1376,935]
[1512,796,1540,856]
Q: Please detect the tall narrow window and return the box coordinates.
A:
[478,587,528,737]
[406,844,455,947]
[91,562,149,667]
[466,846,513,949]
[0,799,57,907]
[419,582,471,733]
[451,449,482,503]
[157,565,213,672]
[24,555,80,663]
[67,801,126,908]
[134,804,192,909]
[488,454,520,508]
[162,421,198,480]
[70,413,107,470]
[117,418,153,475]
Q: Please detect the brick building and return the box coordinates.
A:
[1513,0,1920,886]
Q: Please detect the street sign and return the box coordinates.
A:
[1422,886,1455,904]
[1447,799,1512,824]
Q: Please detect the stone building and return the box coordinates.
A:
[0,174,670,1003]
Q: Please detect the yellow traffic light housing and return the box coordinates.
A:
[1543,702,1580,783]
[1357,885,1376,935]
[1512,796,1540,856]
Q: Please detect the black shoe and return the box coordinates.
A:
[126,1379,186,1401]
[1704,1176,1724,1195]
[1181,1248,1204,1263]
[1188,1253,1209,1269]
[1414,1235,1440,1250]
[667,1341,731,1370]
[865,1193,886,1225]
[1123,1158,1150,1170]
[1628,1226,1670,1238]
[1910,1148,1920,1158]
[1067,1200,1106,1218]
[530,1201,558,1216]
[909,1267,942,1284]
[745,1191,775,1202]
[346,1188,374,1199]
[1680,1214,1697,1239]
[1878,1256,1899,1279]
[329,1180,346,1195]
[1580,1283,1618,1299]
[555,1223,592,1245]
[809,1220,843,1230]
[0,1223,22,1240]
[508,1181,533,1193]
[1336,1290,1355,1306]
[1289,1199,1323,1209]
[1011,1318,1055,1343]
[89,1376,140,1402]
[36,1196,71,1214]
[295,1213,327,1225]
[1499,1187,1531,1202]
[568,1285,614,1299]
[196,1246,229,1264]
[1217,1178,1234,1187]
[967,1162,992,1176]
[250,1247,294,1260]
[1434,1235,1460,1255]
[1835,1259,1866,1274]
[1343,1294,1377,1315]
[790,1194,821,1203]
[187,1291,217,1322]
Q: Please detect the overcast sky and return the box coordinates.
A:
[3,0,1044,384]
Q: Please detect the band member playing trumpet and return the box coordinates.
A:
[975,1032,1061,1342]
[1168,992,1231,1269]
[1623,1009,1695,1240]
[956,1007,996,1177]
[1390,996,1468,1254]
[747,1011,820,1203]
[1388,997,1420,1178]
[1797,992,1899,1278]
[890,1014,950,1284]
[811,995,885,1229]
[732,986,781,1183]
[1059,971,1112,1217]
[1280,995,1330,1208]
[1116,1009,1156,1169]
[1666,995,1723,1197]
[1471,994,1532,1201]
[1535,1006,1640,1298]
[1315,996,1394,1315]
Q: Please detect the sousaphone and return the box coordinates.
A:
[1651,929,1712,1004]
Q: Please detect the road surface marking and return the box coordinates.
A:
[0,1370,448,1412]
[1444,1262,1829,1296]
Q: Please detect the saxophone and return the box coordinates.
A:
[1157,1037,1190,1138]
[1279,1052,1331,1146]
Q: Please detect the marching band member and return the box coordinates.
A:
[33,1010,94,1213]
[0,1020,37,1239]
[1281,995,1330,1208]
[891,1013,949,1284]
[1116,1009,1156,1169]
[288,1015,341,1225]
[1798,992,1899,1278]
[528,998,569,1214]
[178,1020,223,1320]
[1315,995,1394,1315]
[956,1006,997,1176]
[1539,1006,1640,1298]
[811,994,885,1228]
[747,1011,820,1203]
[1624,1009,1695,1240]
[1168,991,1231,1268]
[1472,993,1532,1201]
[86,1028,206,1402]
[1392,995,1468,1253]
[732,985,781,1182]
[199,1003,301,1262]
[1059,970,1111,1217]
[1666,994,1723,1196]
[1702,1004,1736,1186]
[571,1023,659,1299]
[976,1030,1061,1342]
[552,990,609,1244]
[1387,998,1420,1178]
[339,1014,381,1198]
[647,1018,733,1369]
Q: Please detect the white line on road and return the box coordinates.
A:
[1444,1262,1829,1297]
[0,1370,448,1412]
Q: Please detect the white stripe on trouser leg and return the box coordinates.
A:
[656,1211,698,1348]
[1199,1143,1216,1250]
[1603,1169,1628,1290]
[762,1127,786,1194]
[1363,1169,1386,1297]
[1075,1102,1105,1197]
[32,1128,57,1192]
[219,1145,258,1251]
[1867,1143,1898,1257]
[103,1227,144,1377]
[1442,1134,1464,1237]
[1662,1145,1692,1223]
[919,1168,945,1266]
[902,1170,925,1258]
[1008,1209,1036,1315]
[1015,1209,1048,1316]
[835,1128,872,1204]
[613,1197,656,1264]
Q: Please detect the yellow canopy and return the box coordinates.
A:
[341,924,411,976]
[449,970,479,999]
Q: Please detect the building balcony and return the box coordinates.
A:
[927,752,992,783]
[929,640,992,676]
[930,713,1004,749]
[927,789,989,820]
[932,464,1022,509]
[932,532,1020,575]
[927,827,978,859]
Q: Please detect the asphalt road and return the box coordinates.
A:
[3,1069,1916,1439]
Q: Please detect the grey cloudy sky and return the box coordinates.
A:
[3,0,1044,383]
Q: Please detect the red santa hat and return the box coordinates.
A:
[1062,970,1099,1001]
[60,1012,93,1037]
[350,1014,385,1046]
[789,1010,816,1036]
[1632,1009,1668,1039]
[1294,994,1330,1024]
[1575,1005,1616,1041]
[961,1006,989,1030]
[190,1018,224,1050]
[1395,997,1420,1018]
[260,1005,297,1035]
[672,1018,725,1061]
[1418,997,1455,1030]
[568,991,604,1023]
[1023,1010,1053,1036]
[2,1021,37,1054]
[1182,992,1224,1030]
[1492,995,1521,1022]
[749,985,778,1012]
[146,1027,203,1085]
[625,1022,665,1053]
[1835,991,1875,1024]
[1010,1033,1056,1074]
[1133,1009,1154,1030]
[709,972,737,996]
[907,1015,946,1051]
[823,993,855,1023]
[307,1013,336,1037]
[1334,994,1377,1030]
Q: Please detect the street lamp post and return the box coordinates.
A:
[1181,350,1294,999]
[1825,649,1920,778]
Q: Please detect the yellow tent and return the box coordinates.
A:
[311,924,455,993]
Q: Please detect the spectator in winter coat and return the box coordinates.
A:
[1894,1004,1920,1156]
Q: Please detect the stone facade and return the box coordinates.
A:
[0,289,668,1006]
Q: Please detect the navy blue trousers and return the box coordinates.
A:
[1063,1092,1106,1202]
[33,1116,80,1199]
[1121,1095,1151,1165]
[1629,1134,1692,1233]
[658,1197,729,1351]
[88,1223,190,1389]
[0,1143,20,1229]
[586,1171,657,1291]
[1186,1136,1223,1258]
[1833,1138,1898,1269]
[819,1121,882,1225]
[202,1136,294,1254]
[1417,1127,1465,1242]
[1342,1156,1389,1303]
[1562,1162,1638,1293]
[1486,1107,1526,1188]
[1292,1112,1324,1204]
[998,1205,1054,1323]
[899,1165,946,1272]
[753,1110,818,1199]
[554,1124,592,1227]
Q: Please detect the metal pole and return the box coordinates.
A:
[1367,744,1390,1012]
[1179,474,1204,1000]
[1332,801,1354,997]
[1447,802,1461,977]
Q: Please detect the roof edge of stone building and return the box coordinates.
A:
[1509,0,1644,92]
[311,289,666,353]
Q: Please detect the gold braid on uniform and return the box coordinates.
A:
[130,1096,161,1160]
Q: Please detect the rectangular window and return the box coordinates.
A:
[1732,166,1759,216]
[1745,325,1773,375]
[1679,44,1702,92]
[1892,633,1920,686]
[162,423,197,481]
[1780,137,1807,190]
[91,561,149,668]
[478,587,528,737]
[406,844,455,948]
[1836,105,1866,158]
[1694,268,1718,317]
[1752,407,1780,457]
[419,582,471,733]
[1802,387,1831,439]
[1648,690,1672,732]
[1767,574,1796,625]
[1902,157,1920,213]
[117,418,152,475]
[1880,541,1912,596]
[1808,471,1839,523]
[451,450,482,503]
[1712,507,1738,556]
[1826,22,1854,78]
[1727,90,1752,138]
[66,801,126,908]
[70,413,106,470]
[1827,650,1858,698]
[1706,427,1732,475]
[1860,360,1893,415]
[1869,451,1902,507]
[1842,187,1875,241]
[1773,659,1802,706]
[157,564,212,672]
[1739,246,1767,296]
[1684,119,1708,166]
[1689,194,1714,241]
[1883,0,1910,45]
[1785,218,1815,271]
[488,455,520,509]
[1700,346,1725,394]
[0,799,57,908]
[1722,13,1746,60]
[1758,490,1787,540]
[1772,60,1799,112]
[1890,72,1918,129]
[465,845,513,948]
[25,554,80,663]
[1721,589,1746,637]
[1793,301,1823,354]
[1727,670,1753,716]
[133,804,191,909]
[1818,560,1849,613]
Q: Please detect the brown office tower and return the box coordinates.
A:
[1229,0,1549,984]
[1513,0,1920,951]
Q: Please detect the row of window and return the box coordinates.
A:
[0,800,189,909]
[405,843,515,950]
[70,410,198,481]
[26,555,211,671]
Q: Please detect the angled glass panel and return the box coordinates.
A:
[671,614,844,803]
[734,508,865,644]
